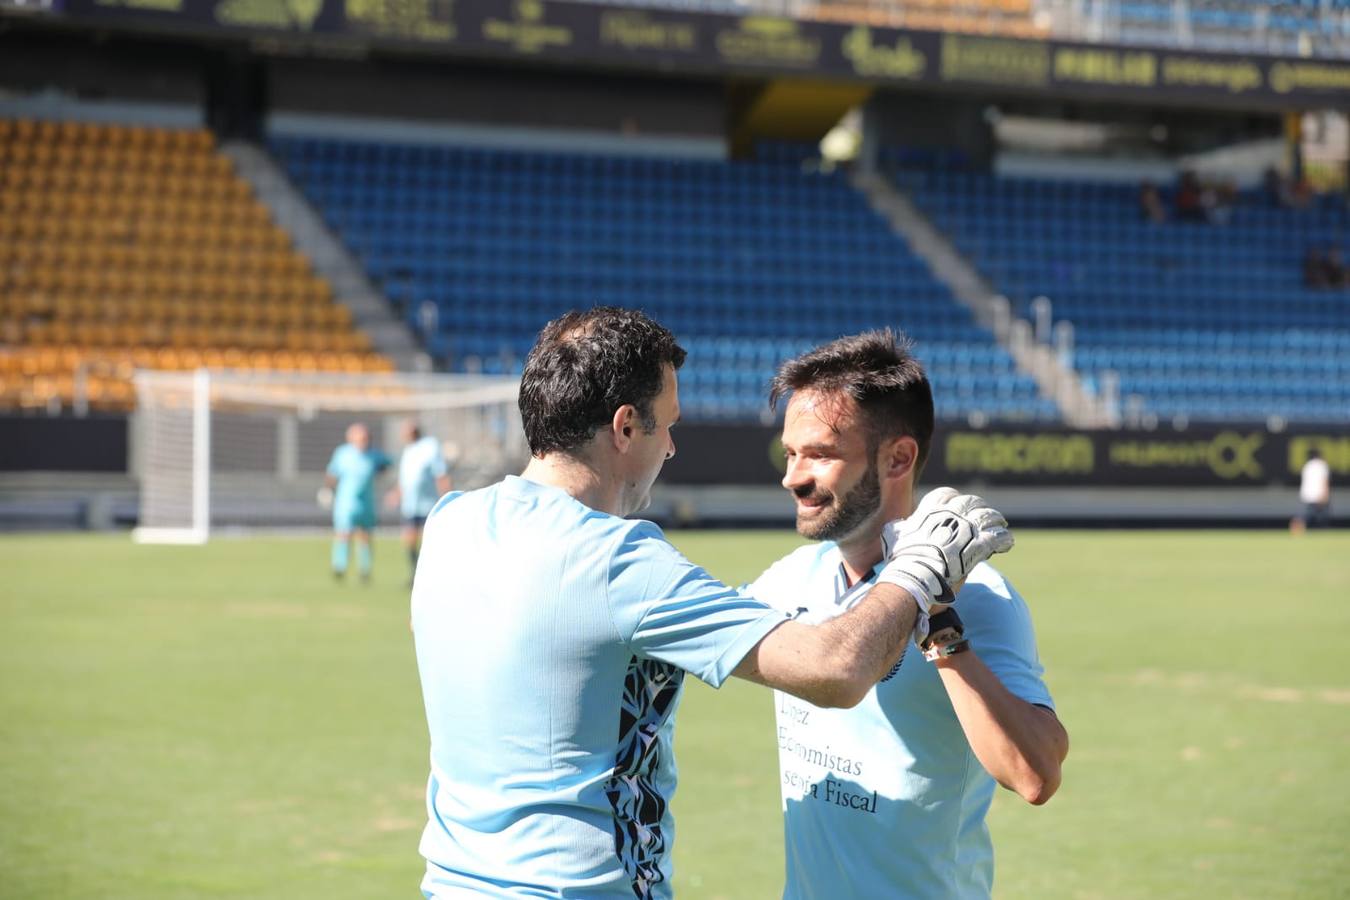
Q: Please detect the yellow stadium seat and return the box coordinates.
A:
[0,119,391,411]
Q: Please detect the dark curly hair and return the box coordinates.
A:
[769,329,934,478]
[519,307,687,457]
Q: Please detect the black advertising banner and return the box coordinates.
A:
[661,423,1350,487]
[660,423,786,486]
[44,0,1350,109]
[4,415,1346,481]
[2,415,127,472]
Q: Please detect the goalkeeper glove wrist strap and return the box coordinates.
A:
[920,607,964,650]
[923,638,970,662]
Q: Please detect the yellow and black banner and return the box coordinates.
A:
[660,423,1350,487]
[43,0,1350,109]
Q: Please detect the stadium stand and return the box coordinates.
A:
[569,0,1048,37]
[0,118,391,413]
[270,134,1057,423]
[802,0,1048,38]
[572,0,1348,57]
[894,166,1350,424]
[1102,0,1350,59]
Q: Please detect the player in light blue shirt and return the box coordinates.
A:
[389,420,452,585]
[415,476,787,898]
[751,331,1069,899]
[324,422,391,583]
[410,308,1017,899]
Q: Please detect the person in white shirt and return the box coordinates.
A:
[388,420,453,585]
[1298,449,1332,530]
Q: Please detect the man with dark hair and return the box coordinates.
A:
[410,308,1015,899]
[749,329,1068,900]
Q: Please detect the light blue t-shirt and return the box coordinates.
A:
[399,435,449,518]
[748,543,1054,900]
[326,443,391,514]
[411,475,790,899]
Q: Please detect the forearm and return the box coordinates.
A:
[936,652,1068,804]
[733,583,917,708]
[738,487,1011,707]
[819,582,917,699]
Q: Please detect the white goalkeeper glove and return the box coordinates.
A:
[877,487,1014,641]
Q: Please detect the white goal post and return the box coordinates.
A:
[131,368,526,543]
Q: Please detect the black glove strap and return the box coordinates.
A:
[921,607,965,650]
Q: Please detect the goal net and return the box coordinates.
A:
[131,368,526,543]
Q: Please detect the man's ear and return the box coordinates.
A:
[880,435,918,483]
[610,404,636,452]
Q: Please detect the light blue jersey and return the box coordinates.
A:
[326,443,391,530]
[749,544,1054,900]
[399,435,448,519]
[411,475,790,899]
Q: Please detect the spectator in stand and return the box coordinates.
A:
[1211,179,1237,226]
[1175,171,1233,225]
[1263,166,1302,209]
[1264,166,1285,207]
[1289,175,1315,210]
[1139,181,1166,224]
[1302,246,1347,289]
[1304,247,1331,288]
[1323,247,1347,288]
[1175,170,1206,222]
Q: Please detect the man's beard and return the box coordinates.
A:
[795,462,881,542]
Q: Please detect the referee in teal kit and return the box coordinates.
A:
[324,422,391,583]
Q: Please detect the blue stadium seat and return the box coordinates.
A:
[270,135,1052,423]
[894,166,1350,424]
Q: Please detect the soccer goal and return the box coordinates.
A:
[131,368,526,543]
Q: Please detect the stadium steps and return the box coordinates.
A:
[850,169,1110,427]
[221,141,428,372]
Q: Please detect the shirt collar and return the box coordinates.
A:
[829,546,888,603]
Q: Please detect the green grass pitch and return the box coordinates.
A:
[2,529,1348,898]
